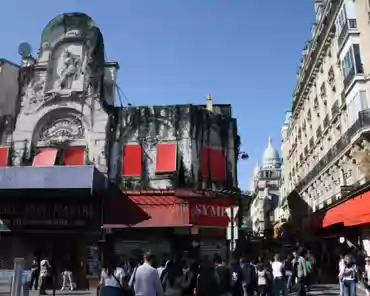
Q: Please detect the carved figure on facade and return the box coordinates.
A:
[22,79,46,114]
[39,117,84,143]
[56,49,82,90]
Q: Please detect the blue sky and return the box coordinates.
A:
[0,0,314,190]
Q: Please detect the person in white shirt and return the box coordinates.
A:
[271,254,287,296]
[339,254,357,296]
[39,257,51,295]
[99,258,126,296]
[339,254,345,296]
[129,252,163,296]
[364,257,370,296]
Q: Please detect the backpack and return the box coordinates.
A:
[306,261,311,274]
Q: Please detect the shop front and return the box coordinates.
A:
[0,166,141,289]
[104,189,236,262]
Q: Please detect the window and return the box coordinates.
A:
[360,91,368,110]
[156,143,177,174]
[348,92,365,125]
[0,147,9,167]
[353,44,364,74]
[63,147,85,165]
[336,6,347,32]
[201,148,227,182]
[32,148,58,166]
[342,44,363,88]
[342,47,354,78]
[122,145,142,177]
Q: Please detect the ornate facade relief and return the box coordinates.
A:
[39,117,84,144]
[22,78,46,114]
[46,44,84,94]
[55,49,82,90]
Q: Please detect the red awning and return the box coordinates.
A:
[102,194,151,228]
[322,192,370,227]
[104,194,191,228]
[64,147,85,165]
[32,148,58,166]
[0,147,9,167]
[128,195,190,227]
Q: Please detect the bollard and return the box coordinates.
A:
[11,258,24,296]
[22,281,29,296]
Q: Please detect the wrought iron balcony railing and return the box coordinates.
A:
[294,109,370,193]
[338,19,357,48]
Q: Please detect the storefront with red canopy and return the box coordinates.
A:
[103,188,238,261]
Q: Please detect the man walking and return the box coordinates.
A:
[129,252,163,296]
[293,251,307,296]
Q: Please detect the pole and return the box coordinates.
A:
[230,206,234,257]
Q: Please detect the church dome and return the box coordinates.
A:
[262,137,281,168]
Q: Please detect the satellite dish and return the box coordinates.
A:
[18,42,32,58]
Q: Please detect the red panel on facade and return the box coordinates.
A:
[0,147,9,167]
[156,143,177,173]
[201,148,227,181]
[123,145,142,177]
[32,148,58,167]
[210,149,227,181]
[64,147,85,166]
[201,148,211,180]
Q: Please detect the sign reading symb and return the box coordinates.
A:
[190,202,231,228]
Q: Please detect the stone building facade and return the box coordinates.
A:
[108,100,238,191]
[279,0,370,242]
[0,13,241,272]
[249,138,282,236]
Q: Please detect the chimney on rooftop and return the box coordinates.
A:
[206,94,213,112]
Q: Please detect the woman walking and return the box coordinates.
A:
[339,254,357,296]
[256,261,268,296]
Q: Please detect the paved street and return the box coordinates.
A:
[0,284,365,296]
[290,284,366,296]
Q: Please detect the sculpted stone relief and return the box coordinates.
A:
[22,78,46,114]
[39,117,84,143]
[55,49,82,90]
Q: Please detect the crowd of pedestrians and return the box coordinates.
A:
[97,247,318,296]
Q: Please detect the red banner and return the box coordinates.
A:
[189,202,231,228]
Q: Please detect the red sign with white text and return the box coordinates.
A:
[189,202,231,228]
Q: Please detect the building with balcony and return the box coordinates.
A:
[249,137,282,237]
[278,0,370,250]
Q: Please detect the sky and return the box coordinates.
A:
[0,0,315,190]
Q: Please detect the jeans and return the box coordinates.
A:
[343,280,356,296]
[286,275,293,292]
[339,279,344,296]
[273,277,287,296]
[29,271,39,290]
[296,278,306,296]
[61,271,73,290]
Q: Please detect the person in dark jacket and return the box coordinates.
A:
[241,258,256,296]
[215,258,232,296]
[231,260,243,296]
[195,259,220,296]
